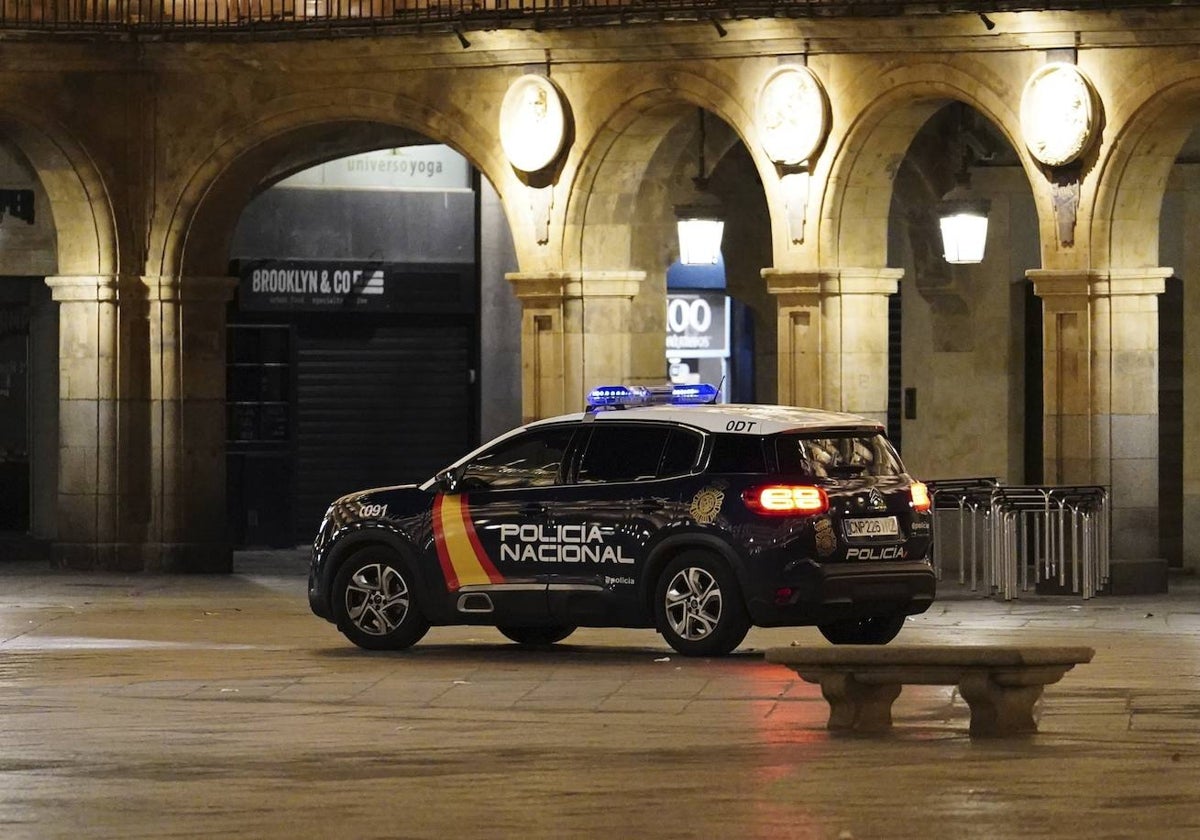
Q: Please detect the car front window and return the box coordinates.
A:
[458,426,577,490]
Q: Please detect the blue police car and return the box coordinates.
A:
[308,384,935,656]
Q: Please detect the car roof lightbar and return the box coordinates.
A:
[586,383,719,410]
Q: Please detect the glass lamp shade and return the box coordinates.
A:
[939,211,989,264]
[937,184,991,265]
[676,217,725,265]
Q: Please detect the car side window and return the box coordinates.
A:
[459,427,577,490]
[706,433,767,474]
[659,429,704,477]
[576,425,672,483]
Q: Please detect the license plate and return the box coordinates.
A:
[844,516,899,538]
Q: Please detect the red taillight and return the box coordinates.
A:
[910,481,931,512]
[743,485,829,515]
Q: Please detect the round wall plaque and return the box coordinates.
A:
[499,75,568,174]
[757,65,829,166]
[1020,63,1098,167]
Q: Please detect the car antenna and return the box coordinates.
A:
[714,375,726,403]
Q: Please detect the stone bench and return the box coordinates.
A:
[765,644,1095,737]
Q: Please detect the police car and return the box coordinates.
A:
[307,384,936,656]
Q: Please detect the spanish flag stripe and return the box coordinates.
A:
[433,494,505,589]
[432,495,461,591]
[459,497,504,583]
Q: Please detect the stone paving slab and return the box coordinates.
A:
[1,558,1200,838]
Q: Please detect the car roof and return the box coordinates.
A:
[420,402,886,491]
[529,403,884,436]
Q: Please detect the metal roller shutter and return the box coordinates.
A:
[292,319,475,543]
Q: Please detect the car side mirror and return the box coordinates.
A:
[433,467,461,494]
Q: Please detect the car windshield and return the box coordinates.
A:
[775,432,904,478]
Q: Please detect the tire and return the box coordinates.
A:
[655,551,751,657]
[332,548,430,651]
[497,625,576,646]
[818,614,906,645]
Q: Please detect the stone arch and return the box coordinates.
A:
[1087,62,1200,574]
[562,66,769,275]
[1089,68,1200,271]
[544,67,775,398]
[818,59,1032,270]
[153,86,511,278]
[0,107,117,276]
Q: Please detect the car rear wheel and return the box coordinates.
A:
[497,625,576,646]
[818,614,906,645]
[332,548,430,651]
[655,551,750,657]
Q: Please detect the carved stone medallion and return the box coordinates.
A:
[757,65,829,166]
[1020,63,1098,167]
[499,74,568,173]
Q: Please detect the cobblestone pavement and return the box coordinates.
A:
[1,552,1199,839]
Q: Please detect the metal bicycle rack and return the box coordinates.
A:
[927,478,1110,600]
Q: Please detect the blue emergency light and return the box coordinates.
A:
[671,383,720,405]
[586,383,718,409]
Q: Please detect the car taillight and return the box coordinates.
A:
[743,485,829,515]
[910,481,931,512]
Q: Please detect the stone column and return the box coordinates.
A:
[144,275,238,572]
[508,271,643,422]
[508,273,569,424]
[1029,268,1169,561]
[45,274,236,572]
[45,275,150,571]
[764,270,822,408]
[765,267,901,423]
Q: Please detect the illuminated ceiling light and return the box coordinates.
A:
[675,109,725,266]
[937,104,991,265]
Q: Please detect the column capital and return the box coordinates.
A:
[565,271,645,299]
[507,272,569,304]
[762,267,903,297]
[1027,267,1172,299]
[142,275,238,303]
[1092,267,1172,298]
[45,274,240,304]
[824,267,904,296]
[762,268,822,298]
[507,271,645,303]
[45,274,129,302]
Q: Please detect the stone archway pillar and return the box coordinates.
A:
[1029,268,1169,561]
[508,271,644,422]
[45,274,236,572]
[765,267,901,423]
[143,275,237,572]
[46,275,149,570]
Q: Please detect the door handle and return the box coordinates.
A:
[520,503,546,516]
[637,501,664,514]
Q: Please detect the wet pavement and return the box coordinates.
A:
[2,551,1199,839]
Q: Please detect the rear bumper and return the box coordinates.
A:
[747,559,936,627]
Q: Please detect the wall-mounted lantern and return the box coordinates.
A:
[938,104,991,264]
[675,109,724,265]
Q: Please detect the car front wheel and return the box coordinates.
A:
[655,551,750,657]
[818,614,906,645]
[332,549,430,651]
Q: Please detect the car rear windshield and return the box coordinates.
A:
[775,432,904,478]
